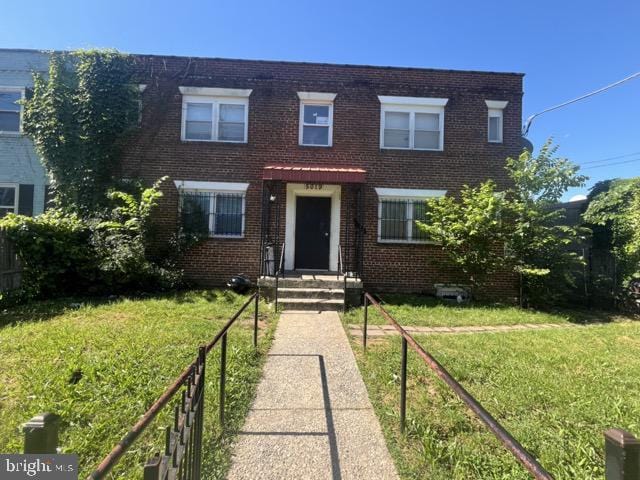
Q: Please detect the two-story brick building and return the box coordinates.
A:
[123,54,524,299]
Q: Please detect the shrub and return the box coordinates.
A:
[0,180,181,303]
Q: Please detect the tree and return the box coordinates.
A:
[418,181,507,290]
[583,177,640,302]
[503,140,588,305]
[417,139,587,305]
[23,50,139,213]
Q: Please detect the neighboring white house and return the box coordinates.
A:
[0,49,50,217]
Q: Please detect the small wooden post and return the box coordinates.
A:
[23,412,60,454]
[605,428,640,480]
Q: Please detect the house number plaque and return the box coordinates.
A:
[305,183,323,190]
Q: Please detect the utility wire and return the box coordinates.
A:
[581,157,640,170]
[580,150,640,165]
[522,70,640,136]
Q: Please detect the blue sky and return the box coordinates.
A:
[3,0,639,199]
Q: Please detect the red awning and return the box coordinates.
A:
[263,164,366,184]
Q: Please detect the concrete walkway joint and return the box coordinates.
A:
[227,310,399,480]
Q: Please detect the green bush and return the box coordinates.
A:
[0,181,181,304]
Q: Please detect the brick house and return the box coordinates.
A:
[123,54,524,299]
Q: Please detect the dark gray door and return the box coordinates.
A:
[295,197,331,270]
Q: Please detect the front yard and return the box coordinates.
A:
[347,295,640,479]
[0,290,276,479]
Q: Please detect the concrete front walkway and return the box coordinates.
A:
[227,311,399,480]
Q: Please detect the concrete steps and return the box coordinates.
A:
[278,287,344,300]
[278,297,344,311]
[258,273,362,311]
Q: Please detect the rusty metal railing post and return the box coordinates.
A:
[253,293,259,348]
[363,294,368,350]
[219,332,228,427]
[605,429,640,480]
[400,337,408,434]
[275,274,279,312]
[23,412,60,454]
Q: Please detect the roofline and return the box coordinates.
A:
[0,47,525,77]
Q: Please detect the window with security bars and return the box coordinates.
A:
[378,199,430,242]
[180,191,245,237]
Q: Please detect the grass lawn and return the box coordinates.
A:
[0,289,277,479]
[348,303,640,479]
[343,293,631,328]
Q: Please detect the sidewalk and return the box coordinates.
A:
[227,310,399,480]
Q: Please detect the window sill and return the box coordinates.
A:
[181,138,248,145]
[379,146,444,152]
[377,239,439,245]
[209,235,245,240]
[488,140,503,144]
[298,143,332,148]
[0,131,23,137]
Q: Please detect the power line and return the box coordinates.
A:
[580,150,640,165]
[581,157,640,170]
[522,70,640,136]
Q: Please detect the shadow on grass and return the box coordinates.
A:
[0,287,247,330]
[375,293,636,325]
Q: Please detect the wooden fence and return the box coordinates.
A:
[0,230,22,292]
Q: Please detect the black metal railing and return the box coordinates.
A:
[274,243,285,311]
[87,293,260,480]
[362,292,554,480]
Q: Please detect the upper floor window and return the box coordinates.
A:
[375,187,446,243]
[0,184,17,217]
[378,96,448,151]
[298,92,336,147]
[0,88,24,133]
[179,87,252,143]
[485,100,508,143]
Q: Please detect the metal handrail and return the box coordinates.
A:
[88,293,260,480]
[362,292,554,480]
[274,243,285,311]
[338,243,344,277]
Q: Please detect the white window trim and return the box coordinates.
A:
[0,183,19,214]
[375,187,446,244]
[180,88,251,143]
[298,93,335,147]
[378,97,448,151]
[485,100,508,144]
[173,180,249,192]
[0,86,25,135]
[179,86,252,98]
[175,180,248,239]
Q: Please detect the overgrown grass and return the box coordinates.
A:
[0,289,277,479]
[352,322,640,479]
[343,293,631,328]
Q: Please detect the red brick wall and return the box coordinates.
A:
[121,55,523,297]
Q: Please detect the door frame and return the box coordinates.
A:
[285,183,341,271]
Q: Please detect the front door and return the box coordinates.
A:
[295,196,331,270]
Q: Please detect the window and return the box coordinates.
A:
[0,89,23,133]
[375,187,447,243]
[379,96,448,151]
[298,92,336,147]
[0,184,17,217]
[175,181,248,238]
[485,100,508,143]
[179,87,252,143]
